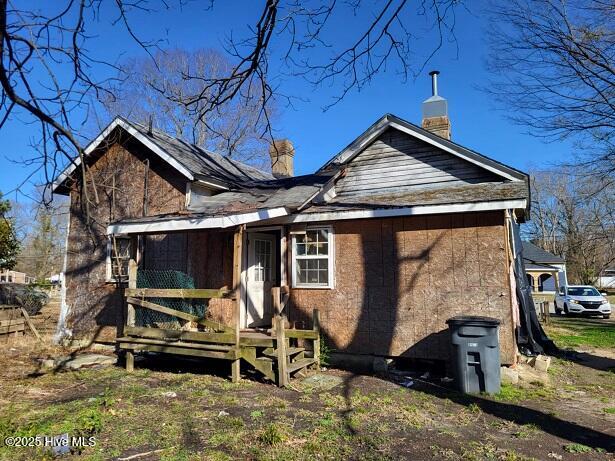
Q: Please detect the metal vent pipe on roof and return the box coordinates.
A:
[429,70,440,96]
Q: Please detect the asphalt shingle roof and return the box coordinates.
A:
[129,120,273,185]
[522,242,565,264]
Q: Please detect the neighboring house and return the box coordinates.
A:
[53,75,530,366]
[598,267,615,290]
[0,270,35,284]
[522,242,567,293]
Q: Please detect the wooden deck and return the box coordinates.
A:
[117,229,320,386]
[117,319,320,385]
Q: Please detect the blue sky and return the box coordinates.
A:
[0,1,572,202]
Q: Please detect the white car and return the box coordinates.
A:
[554,285,611,319]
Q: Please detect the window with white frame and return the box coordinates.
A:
[292,227,334,288]
[106,236,131,283]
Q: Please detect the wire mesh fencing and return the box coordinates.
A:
[134,269,206,329]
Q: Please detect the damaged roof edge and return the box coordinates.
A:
[109,199,527,235]
[107,207,288,235]
[281,199,528,224]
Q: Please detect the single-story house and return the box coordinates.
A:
[52,74,530,377]
[522,242,567,293]
[0,270,35,284]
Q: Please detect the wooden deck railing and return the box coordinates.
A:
[121,250,320,385]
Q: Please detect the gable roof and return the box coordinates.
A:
[52,116,272,194]
[522,242,565,264]
[318,114,528,182]
[105,113,532,234]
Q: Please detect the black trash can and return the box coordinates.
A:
[446,316,501,394]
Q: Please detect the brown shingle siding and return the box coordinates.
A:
[289,211,516,364]
[64,142,187,340]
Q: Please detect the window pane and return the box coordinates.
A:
[307,243,318,255]
[297,259,307,283]
[295,234,306,244]
[307,270,318,284]
[318,229,328,242]
[318,269,328,284]
[296,243,306,256]
[306,230,318,243]
[316,242,328,255]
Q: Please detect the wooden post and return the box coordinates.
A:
[127,263,137,329]
[125,235,138,373]
[272,286,281,324]
[313,308,321,371]
[276,313,289,387]
[125,349,134,373]
[231,225,244,383]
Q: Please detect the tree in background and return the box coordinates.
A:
[14,209,64,280]
[524,168,615,284]
[0,193,19,270]
[0,0,459,212]
[99,48,271,166]
[12,190,68,280]
[487,0,614,179]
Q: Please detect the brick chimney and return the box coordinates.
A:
[422,70,451,140]
[269,139,294,178]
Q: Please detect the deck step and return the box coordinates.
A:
[288,358,315,374]
[262,347,305,358]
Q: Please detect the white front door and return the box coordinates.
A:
[246,232,276,327]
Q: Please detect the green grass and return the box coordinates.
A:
[544,317,615,349]
[563,443,593,454]
[494,384,555,403]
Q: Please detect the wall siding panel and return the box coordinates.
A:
[289,211,516,364]
[336,128,501,197]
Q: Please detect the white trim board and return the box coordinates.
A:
[279,199,528,224]
[108,200,526,235]
[107,207,288,235]
[52,117,194,192]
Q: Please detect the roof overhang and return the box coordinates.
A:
[107,207,288,235]
[52,117,195,194]
[269,199,527,224]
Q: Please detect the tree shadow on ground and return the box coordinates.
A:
[338,369,615,452]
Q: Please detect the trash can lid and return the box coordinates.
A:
[446,315,501,327]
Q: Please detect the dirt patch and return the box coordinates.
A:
[0,305,613,460]
[0,344,613,460]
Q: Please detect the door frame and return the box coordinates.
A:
[239,225,287,328]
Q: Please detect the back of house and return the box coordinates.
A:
[53,75,529,366]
